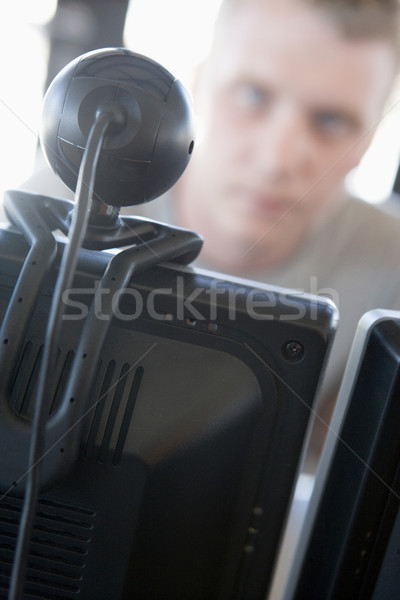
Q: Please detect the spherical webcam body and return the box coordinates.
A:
[40,48,195,206]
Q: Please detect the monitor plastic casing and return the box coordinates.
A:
[0,222,337,600]
[282,309,400,600]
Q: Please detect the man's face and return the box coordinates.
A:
[186,0,397,270]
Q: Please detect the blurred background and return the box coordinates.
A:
[1,0,400,211]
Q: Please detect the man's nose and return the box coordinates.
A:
[252,103,311,181]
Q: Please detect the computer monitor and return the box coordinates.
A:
[281,309,400,600]
[0,219,336,599]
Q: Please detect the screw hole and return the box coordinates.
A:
[282,341,304,362]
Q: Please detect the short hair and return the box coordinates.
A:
[214,0,400,52]
[305,0,400,45]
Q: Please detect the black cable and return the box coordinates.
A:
[8,110,114,600]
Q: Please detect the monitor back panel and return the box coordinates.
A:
[0,225,336,600]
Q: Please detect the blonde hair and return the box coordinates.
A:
[305,0,400,45]
[215,0,400,51]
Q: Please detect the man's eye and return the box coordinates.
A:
[232,84,269,110]
[312,111,351,135]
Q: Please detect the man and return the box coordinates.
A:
[134,0,400,458]
[16,0,400,460]
[177,0,399,274]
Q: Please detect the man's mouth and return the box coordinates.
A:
[232,189,294,217]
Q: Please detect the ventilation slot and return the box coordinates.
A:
[84,363,143,465]
[8,343,143,465]
[10,343,75,419]
[0,496,94,599]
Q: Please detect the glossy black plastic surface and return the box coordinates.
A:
[0,223,336,599]
[292,313,400,600]
[40,48,195,206]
